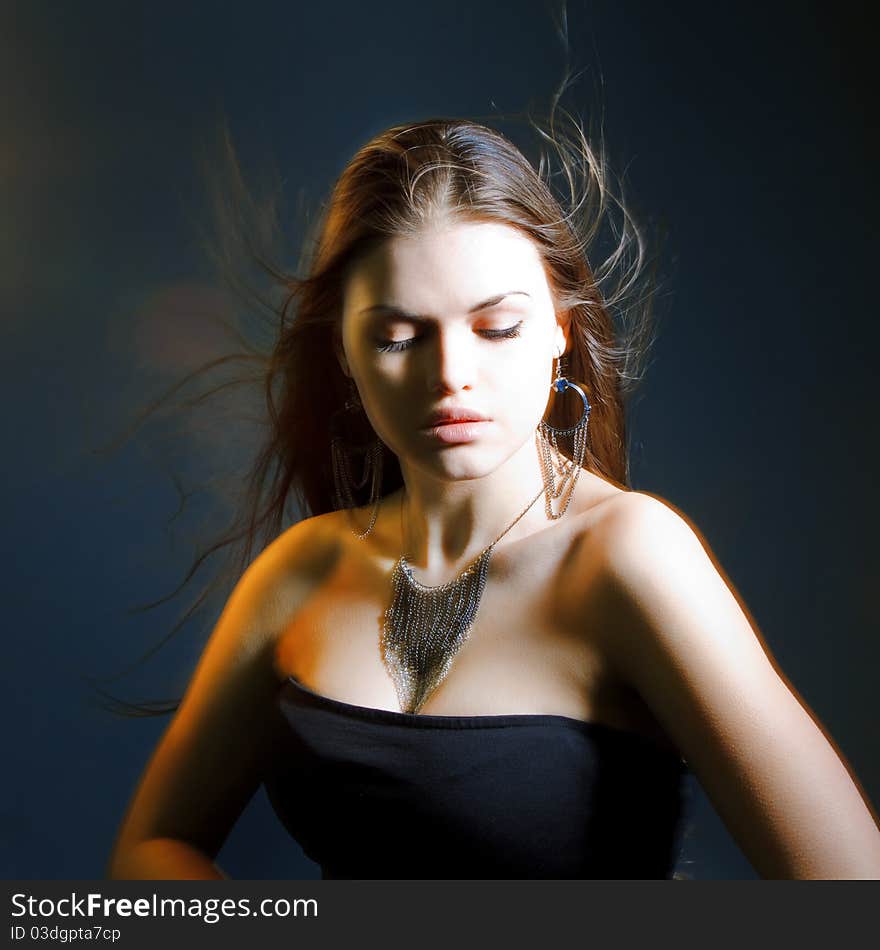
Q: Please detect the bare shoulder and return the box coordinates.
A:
[590,487,697,537]
[238,509,346,635]
[568,487,701,576]
[567,491,880,879]
[180,507,347,699]
[578,487,780,736]
[107,509,346,872]
[572,488,742,666]
[579,489,709,579]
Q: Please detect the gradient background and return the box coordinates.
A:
[2,0,877,879]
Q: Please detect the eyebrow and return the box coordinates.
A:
[359,291,531,322]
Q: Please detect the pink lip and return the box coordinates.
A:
[425,408,491,426]
[421,420,492,443]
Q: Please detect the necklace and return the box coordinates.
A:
[380,484,545,714]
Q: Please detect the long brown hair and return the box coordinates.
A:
[93,80,663,715]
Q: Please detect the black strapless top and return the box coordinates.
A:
[263,676,690,879]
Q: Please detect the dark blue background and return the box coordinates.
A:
[2,1,876,879]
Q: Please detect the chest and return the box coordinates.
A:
[272,513,638,726]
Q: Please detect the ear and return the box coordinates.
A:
[554,309,571,357]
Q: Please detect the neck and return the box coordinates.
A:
[395,435,546,582]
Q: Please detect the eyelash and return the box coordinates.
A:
[375,321,524,353]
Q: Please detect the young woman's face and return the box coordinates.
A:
[339,219,568,482]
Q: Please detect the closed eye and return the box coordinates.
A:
[375,321,524,353]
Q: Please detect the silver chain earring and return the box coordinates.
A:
[536,353,591,520]
[329,377,384,539]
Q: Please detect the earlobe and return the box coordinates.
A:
[554,319,569,357]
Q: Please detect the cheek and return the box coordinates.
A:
[353,371,416,447]
[487,365,551,438]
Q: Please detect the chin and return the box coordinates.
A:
[415,447,508,482]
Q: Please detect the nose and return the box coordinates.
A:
[425,325,476,395]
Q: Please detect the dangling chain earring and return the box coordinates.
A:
[536,352,591,520]
[329,377,384,539]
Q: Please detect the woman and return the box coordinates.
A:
[106,116,880,880]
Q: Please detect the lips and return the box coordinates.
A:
[422,419,491,444]
[424,408,491,426]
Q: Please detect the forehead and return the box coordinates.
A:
[343,220,549,318]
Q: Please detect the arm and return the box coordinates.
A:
[108,838,228,881]
[106,516,334,880]
[588,492,880,880]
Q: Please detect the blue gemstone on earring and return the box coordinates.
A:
[554,378,569,392]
